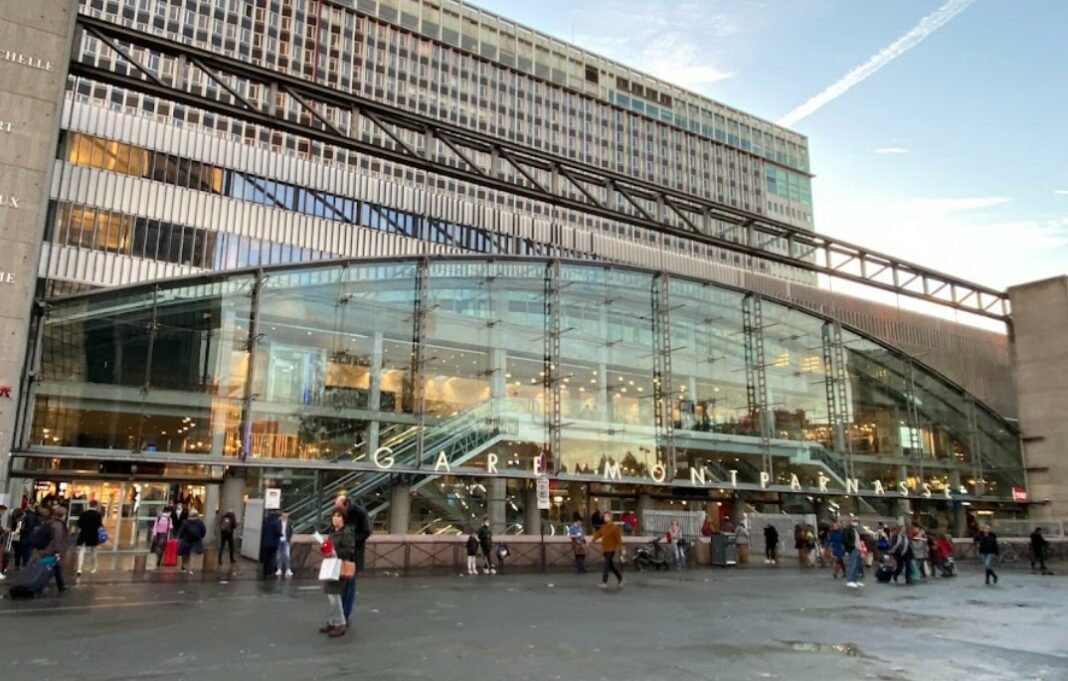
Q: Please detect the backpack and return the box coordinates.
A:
[30,520,53,550]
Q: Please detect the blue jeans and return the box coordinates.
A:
[275,541,291,573]
[845,550,863,582]
[341,574,356,620]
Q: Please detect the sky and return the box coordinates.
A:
[470,0,1068,293]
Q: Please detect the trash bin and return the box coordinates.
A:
[710,532,738,567]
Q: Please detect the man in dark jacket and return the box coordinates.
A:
[76,499,104,576]
[337,494,371,626]
[217,508,238,566]
[42,505,69,593]
[763,524,779,564]
[178,509,207,574]
[1030,527,1051,575]
[477,516,494,574]
[260,511,282,579]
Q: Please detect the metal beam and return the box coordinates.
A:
[70,15,1010,320]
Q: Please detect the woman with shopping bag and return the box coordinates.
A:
[318,509,356,638]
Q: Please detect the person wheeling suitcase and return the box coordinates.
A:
[9,505,69,597]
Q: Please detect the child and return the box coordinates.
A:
[465,530,479,575]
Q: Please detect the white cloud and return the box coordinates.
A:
[817,192,1067,291]
[1054,189,1068,195]
[571,1,738,92]
[904,196,1011,213]
[778,0,976,127]
[873,147,910,154]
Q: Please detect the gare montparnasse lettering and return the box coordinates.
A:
[370,447,959,500]
[0,48,54,72]
[0,195,20,209]
[0,120,11,134]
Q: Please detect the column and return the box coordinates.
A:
[389,482,411,534]
[636,491,653,533]
[524,485,541,535]
[366,331,384,455]
[488,477,506,535]
[220,472,246,528]
[0,0,79,484]
[949,470,967,536]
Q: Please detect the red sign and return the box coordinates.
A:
[1011,486,1029,502]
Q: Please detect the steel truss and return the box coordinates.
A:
[742,294,773,476]
[543,260,562,472]
[651,273,677,473]
[821,320,854,478]
[70,16,1009,321]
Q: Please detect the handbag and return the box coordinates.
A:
[340,559,356,579]
[319,557,341,581]
[97,527,109,544]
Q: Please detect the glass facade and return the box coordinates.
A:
[23,256,1024,528]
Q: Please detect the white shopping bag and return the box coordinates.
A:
[319,557,341,581]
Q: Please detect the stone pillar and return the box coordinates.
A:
[636,491,653,533]
[524,485,541,535]
[0,0,79,486]
[203,479,221,541]
[220,473,246,528]
[488,477,506,535]
[389,482,411,534]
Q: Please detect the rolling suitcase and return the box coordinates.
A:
[162,539,179,567]
[8,559,54,598]
[875,563,894,583]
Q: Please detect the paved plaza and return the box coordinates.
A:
[1,565,1064,681]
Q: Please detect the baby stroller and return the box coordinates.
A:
[938,555,956,578]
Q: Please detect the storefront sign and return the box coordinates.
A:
[1011,486,1029,502]
[0,272,14,285]
[0,49,55,72]
[0,195,19,209]
[536,477,551,510]
[264,487,281,510]
[368,445,979,500]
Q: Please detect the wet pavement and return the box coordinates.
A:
[1,564,1064,681]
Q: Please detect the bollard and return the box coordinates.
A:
[200,547,216,581]
[133,553,147,576]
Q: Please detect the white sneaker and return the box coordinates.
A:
[285,570,293,578]
[846,582,858,588]
[490,568,496,574]
[856,582,865,588]
[599,582,607,589]
[275,569,282,577]
[90,569,98,575]
[77,570,83,577]
[0,573,6,581]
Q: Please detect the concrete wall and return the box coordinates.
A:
[0,0,78,490]
[1008,276,1068,519]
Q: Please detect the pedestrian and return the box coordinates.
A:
[701,512,715,538]
[1030,527,1052,575]
[320,509,355,638]
[589,511,624,589]
[19,503,43,568]
[177,509,207,574]
[216,508,238,567]
[76,499,104,576]
[763,523,779,564]
[590,508,604,533]
[260,510,281,579]
[668,519,685,569]
[276,511,294,578]
[477,516,495,574]
[827,521,845,578]
[150,506,173,568]
[171,502,188,537]
[465,529,480,575]
[842,516,865,588]
[568,512,588,573]
[0,504,8,580]
[891,526,915,585]
[977,525,999,585]
[41,505,69,593]
[735,521,750,565]
[337,494,371,628]
[911,524,929,579]
[874,523,891,563]
[8,507,25,573]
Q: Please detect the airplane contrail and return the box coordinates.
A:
[777,0,976,128]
